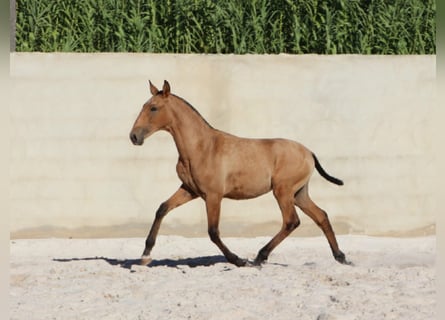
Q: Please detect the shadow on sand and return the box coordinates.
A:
[53,255,229,270]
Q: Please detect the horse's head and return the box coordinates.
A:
[130,80,174,145]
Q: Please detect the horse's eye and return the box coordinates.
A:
[150,106,158,112]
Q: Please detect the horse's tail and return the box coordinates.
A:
[312,153,344,186]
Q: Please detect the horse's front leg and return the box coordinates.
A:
[206,194,247,267]
[140,184,197,265]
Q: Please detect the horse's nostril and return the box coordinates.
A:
[130,133,138,144]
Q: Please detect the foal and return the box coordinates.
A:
[130,80,349,267]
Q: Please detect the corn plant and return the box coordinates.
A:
[15,0,436,54]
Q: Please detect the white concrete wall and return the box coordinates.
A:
[10,53,436,237]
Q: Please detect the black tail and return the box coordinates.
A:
[312,153,344,186]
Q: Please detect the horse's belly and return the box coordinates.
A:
[224,171,272,200]
[224,188,270,200]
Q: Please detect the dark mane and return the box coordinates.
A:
[170,93,214,129]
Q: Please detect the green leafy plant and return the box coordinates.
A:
[15,0,436,54]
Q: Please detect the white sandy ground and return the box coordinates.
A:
[10,235,435,320]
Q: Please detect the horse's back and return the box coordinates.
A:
[219,133,312,169]
[216,133,314,199]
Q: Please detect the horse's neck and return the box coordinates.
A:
[169,100,214,161]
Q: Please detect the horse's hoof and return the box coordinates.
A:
[253,255,267,267]
[230,256,250,267]
[334,251,352,265]
[235,258,248,267]
[140,255,152,266]
[252,259,262,266]
[246,260,262,269]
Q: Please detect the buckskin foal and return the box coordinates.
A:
[130,80,349,267]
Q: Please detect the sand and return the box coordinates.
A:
[10,235,435,319]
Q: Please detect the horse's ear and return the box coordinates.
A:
[149,80,159,96]
[162,80,170,97]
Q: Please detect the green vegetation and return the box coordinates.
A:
[15,0,436,54]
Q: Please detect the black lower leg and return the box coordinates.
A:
[254,247,269,265]
[254,219,299,266]
[315,211,350,265]
[208,226,246,267]
[142,202,168,256]
[333,250,346,263]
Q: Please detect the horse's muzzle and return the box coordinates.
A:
[129,129,145,146]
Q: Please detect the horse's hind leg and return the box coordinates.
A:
[140,184,197,265]
[254,186,300,266]
[295,184,349,265]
